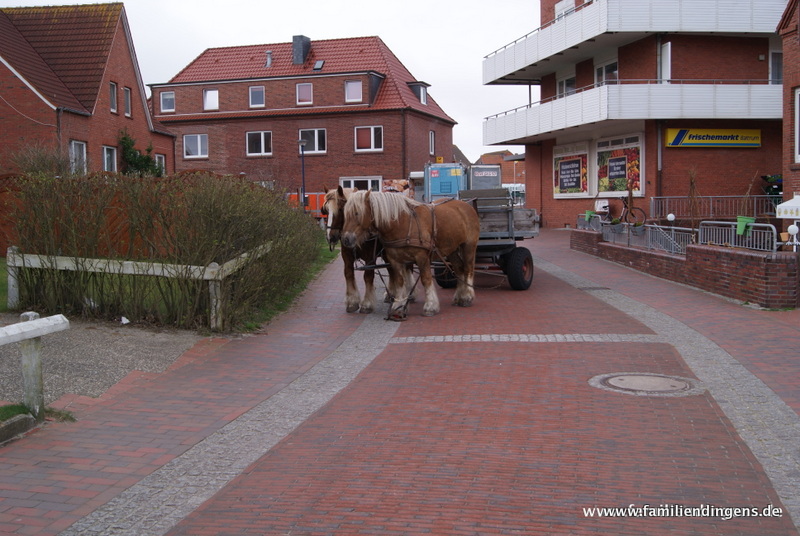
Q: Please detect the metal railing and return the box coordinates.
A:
[698,221,779,252]
[650,195,781,220]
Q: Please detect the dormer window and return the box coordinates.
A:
[407,81,430,105]
[204,89,219,111]
[345,80,362,103]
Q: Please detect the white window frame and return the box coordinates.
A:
[771,51,783,85]
[660,42,672,83]
[203,89,219,111]
[249,86,265,108]
[299,128,326,154]
[109,82,117,113]
[354,126,383,152]
[102,146,117,172]
[340,176,381,191]
[595,133,644,197]
[595,60,618,86]
[345,80,363,103]
[419,86,428,105]
[795,88,800,163]
[160,91,175,113]
[69,140,87,174]
[183,134,209,158]
[246,131,273,156]
[296,83,313,105]
[429,131,435,156]
[557,75,576,97]
[123,87,132,117]
[155,154,166,173]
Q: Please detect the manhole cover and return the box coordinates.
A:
[589,373,705,397]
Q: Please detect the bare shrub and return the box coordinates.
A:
[9,172,321,330]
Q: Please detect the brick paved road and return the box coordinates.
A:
[1,229,798,535]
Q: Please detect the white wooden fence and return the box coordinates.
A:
[6,243,272,331]
[0,312,70,421]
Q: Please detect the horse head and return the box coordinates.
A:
[341,189,374,249]
[322,186,356,245]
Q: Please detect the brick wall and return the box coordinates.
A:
[570,230,800,309]
[781,3,800,199]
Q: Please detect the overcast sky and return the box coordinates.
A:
[2,0,542,163]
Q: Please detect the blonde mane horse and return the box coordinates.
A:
[342,190,479,320]
[322,186,412,314]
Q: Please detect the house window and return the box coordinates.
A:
[355,126,383,152]
[429,131,435,156]
[419,86,427,105]
[595,61,618,86]
[69,140,87,174]
[123,87,132,116]
[296,83,313,105]
[246,131,273,156]
[340,177,381,191]
[160,91,175,113]
[771,52,783,85]
[557,76,576,97]
[250,86,265,108]
[184,134,208,158]
[155,154,166,173]
[203,89,219,111]
[103,146,117,172]
[109,82,117,113]
[299,128,326,153]
[345,80,362,103]
[795,89,800,163]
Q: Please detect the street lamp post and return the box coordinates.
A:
[297,138,307,209]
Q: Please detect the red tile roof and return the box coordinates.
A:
[0,3,123,113]
[168,36,455,123]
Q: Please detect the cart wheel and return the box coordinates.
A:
[434,265,457,288]
[503,247,533,290]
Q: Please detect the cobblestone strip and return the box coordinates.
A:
[59,312,400,536]
[534,257,800,529]
[390,333,662,344]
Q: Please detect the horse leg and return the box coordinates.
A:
[386,260,410,321]
[360,267,376,314]
[453,243,477,307]
[417,255,440,317]
[342,249,361,313]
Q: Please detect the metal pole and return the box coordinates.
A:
[300,144,307,209]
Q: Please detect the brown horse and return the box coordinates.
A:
[341,190,480,319]
[323,186,414,314]
[322,186,381,313]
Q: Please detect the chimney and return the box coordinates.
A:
[292,35,311,65]
[265,50,273,68]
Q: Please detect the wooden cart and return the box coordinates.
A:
[435,188,540,291]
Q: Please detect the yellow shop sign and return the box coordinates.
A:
[666,129,761,147]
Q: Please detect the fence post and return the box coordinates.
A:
[208,262,222,331]
[7,246,19,310]
[18,312,44,422]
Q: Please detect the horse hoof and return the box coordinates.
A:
[422,310,438,317]
[359,306,374,314]
[346,304,360,313]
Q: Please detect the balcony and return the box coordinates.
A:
[483,80,782,146]
[483,0,788,85]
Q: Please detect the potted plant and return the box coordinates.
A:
[631,221,646,236]
[610,217,625,233]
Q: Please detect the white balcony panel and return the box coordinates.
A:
[484,0,788,84]
[484,84,782,146]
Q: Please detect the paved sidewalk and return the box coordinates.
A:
[1,229,799,535]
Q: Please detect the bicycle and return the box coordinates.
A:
[599,196,646,225]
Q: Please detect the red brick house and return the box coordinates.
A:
[0,3,174,176]
[151,35,456,196]
[483,0,787,228]
[779,0,800,222]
